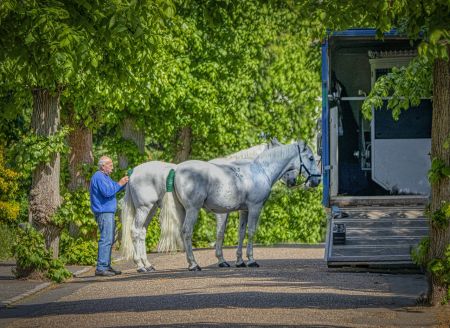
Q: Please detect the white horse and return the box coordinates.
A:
[121,139,281,273]
[158,142,321,271]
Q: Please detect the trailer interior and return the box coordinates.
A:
[322,31,431,268]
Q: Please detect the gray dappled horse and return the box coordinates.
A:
[121,139,281,273]
[158,141,321,271]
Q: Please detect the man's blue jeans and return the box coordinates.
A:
[95,212,115,271]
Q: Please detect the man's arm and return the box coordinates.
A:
[96,174,123,198]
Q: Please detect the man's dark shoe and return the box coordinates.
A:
[95,269,115,277]
[108,267,122,275]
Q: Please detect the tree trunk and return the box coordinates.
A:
[67,103,94,191]
[29,88,62,258]
[64,103,94,237]
[428,46,450,306]
[174,126,192,163]
[118,117,145,170]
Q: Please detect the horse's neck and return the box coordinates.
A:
[255,145,297,185]
[225,144,268,160]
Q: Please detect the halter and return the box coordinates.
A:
[297,144,321,185]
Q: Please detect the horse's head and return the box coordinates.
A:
[297,141,321,188]
[282,141,321,188]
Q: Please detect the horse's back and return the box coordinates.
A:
[174,160,252,212]
[174,160,213,188]
[130,161,177,207]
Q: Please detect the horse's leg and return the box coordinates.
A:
[182,208,201,271]
[131,206,152,273]
[140,205,159,272]
[246,205,263,267]
[235,210,248,267]
[215,213,230,267]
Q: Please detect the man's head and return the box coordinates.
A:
[98,156,114,175]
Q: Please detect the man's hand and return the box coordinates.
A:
[118,176,129,186]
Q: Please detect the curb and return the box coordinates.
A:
[1,282,52,308]
[0,266,92,308]
[72,267,93,278]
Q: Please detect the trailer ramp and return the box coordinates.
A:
[325,204,428,268]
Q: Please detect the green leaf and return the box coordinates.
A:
[91,57,98,68]
[429,29,443,44]
[109,15,116,29]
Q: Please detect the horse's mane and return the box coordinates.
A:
[255,143,300,166]
[223,143,269,160]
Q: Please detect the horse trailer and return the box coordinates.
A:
[320,29,431,268]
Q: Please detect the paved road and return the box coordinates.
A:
[0,245,448,327]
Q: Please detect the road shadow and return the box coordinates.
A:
[0,288,428,320]
[0,249,430,322]
[106,324,345,328]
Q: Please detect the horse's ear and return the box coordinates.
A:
[270,137,280,146]
[298,140,307,152]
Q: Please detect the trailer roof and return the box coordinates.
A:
[330,28,399,37]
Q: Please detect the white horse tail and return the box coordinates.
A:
[158,169,185,253]
[121,183,136,260]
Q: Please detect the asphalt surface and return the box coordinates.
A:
[0,260,91,307]
[0,245,449,327]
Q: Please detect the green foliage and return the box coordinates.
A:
[13,224,72,283]
[0,1,86,89]
[411,237,430,267]
[0,146,20,223]
[412,239,450,303]
[362,57,432,120]
[145,211,162,251]
[418,28,450,61]
[140,0,322,160]
[428,158,450,185]
[52,190,96,235]
[192,209,218,248]
[0,223,16,260]
[103,137,148,174]
[10,127,70,179]
[427,244,450,303]
[314,0,450,62]
[60,232,97,265]
[430,202,450,229]
[444,135,450,151]
[256,184,326,244]
[55,190,98,265]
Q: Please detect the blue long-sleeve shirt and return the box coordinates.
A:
[89,171,125,214]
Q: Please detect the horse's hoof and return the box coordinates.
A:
[137,267,149,274]
[145,266,156,272]
[218,261,230,268]
[236,262,247,268]
[247,261,260,267]
[188,265,202,271]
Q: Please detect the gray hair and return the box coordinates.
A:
[98,156,111,169]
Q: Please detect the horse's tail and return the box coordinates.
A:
[121,183,135,260]
[158,169,185,253]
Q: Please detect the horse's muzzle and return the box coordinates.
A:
[307,176,321,188]
[286,178,297,188]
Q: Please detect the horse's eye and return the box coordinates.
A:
[309,156,314,161]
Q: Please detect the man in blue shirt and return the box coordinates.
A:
[90,156,129,276]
